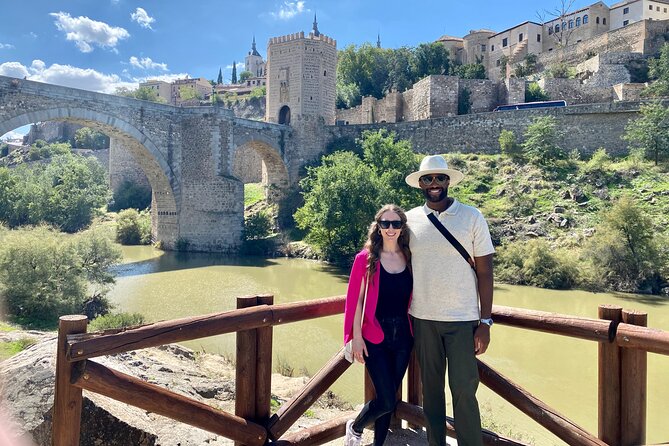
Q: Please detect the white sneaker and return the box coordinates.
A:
[344,419,362,446]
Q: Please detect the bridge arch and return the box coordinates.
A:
[231,139,290,203]
[0,107,180,247]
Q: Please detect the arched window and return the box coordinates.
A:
[583,14,589,24]
[569,20,574,29]
[596,16,600,24]
[555,24,560,32]
[562,21,567,30]
[278,105,291,125]
[576,17,581,26]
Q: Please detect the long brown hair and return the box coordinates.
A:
[363,204,411,280]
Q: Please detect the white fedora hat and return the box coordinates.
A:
[405,155,465,188]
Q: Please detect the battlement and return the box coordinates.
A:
[268,32,336,47]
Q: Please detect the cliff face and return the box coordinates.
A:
[230,96,265,121]
[23,122,82,146]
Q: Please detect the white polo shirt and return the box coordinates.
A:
[406,200,495,322]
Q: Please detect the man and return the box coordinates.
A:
[404,155,494,446]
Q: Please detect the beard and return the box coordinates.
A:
[423,187,448,203]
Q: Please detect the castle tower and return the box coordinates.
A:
[265,21,337,125]
[245,35,266,78]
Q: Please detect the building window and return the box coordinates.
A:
[649,4,653,10]
[576,17,581,26]
[537,33,541,42]
[624,7,629,14]
[502,37,508,47]
[596,16,600,24]
[562,21,567,30]
[583,14,589,24]
[481,44,486,52]
[623,19,629,25]
[555,24,560,32]
[548,27,553,35]
[603,18,607,24]
[569,19,574,28]
[324,70,327,76]
[496,59,501,66]
[657,6,660,11]
[491,44,495,51]
[518,33,523,42]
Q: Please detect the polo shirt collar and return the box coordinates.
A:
[422,199,460,216]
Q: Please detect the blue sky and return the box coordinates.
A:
[1,0,598,139]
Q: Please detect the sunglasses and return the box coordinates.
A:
[378,220,403,229]
[419,174,449,186]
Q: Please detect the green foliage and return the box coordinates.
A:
[546,63,576,79]
[115,86,165,103]
[116,208,152,245]
[643,42,669,97]
[585,148,611,172]
[525,82,550,102]
[25,141,72,161]
[0,337,37,360]
[452,63,486,79]
[0,143,8,158]
[0,226,120,326]
[232,62,238,84]
[244,211,273,240]
[249,86,266,99]
[294,130,420,262]
[179,86,201,101]
[521,116,564,165]
[622,101,669,165]
[495,239,578,289]
[499,55,509,78]
[582,196,666,293]
[244,183,264,207]
[458,87,472,115]
[499,130,521,157]
[74,127,108,150]
[413,42,451,77]
[89,312,145,332]
[109,180,151,212]
[0,154,110,232]
[514,53,538,78]
[239,71,253,82]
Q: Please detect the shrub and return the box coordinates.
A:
[0,226,120,326]
[458,87,472,115]
[521,116,564,165]
[89,312,145,332]
[116,208,152,245]
[499,130,521,157]
[547,63,576,79]
[495,239,578,289]
[109,180,152,212]
[244,211,273,240]
[525,82,550,102]
[585,148,611,172]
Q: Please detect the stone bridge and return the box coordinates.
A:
[0,76,328,251]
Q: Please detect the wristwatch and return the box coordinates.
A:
[480,318,494,327]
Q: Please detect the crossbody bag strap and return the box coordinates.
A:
[427,212,477,272]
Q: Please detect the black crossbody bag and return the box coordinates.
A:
[427,213,477,273]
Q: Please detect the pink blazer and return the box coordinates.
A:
[343,249,413,345]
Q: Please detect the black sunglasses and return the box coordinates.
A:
[378,220,403,229]
[419,174,449,186]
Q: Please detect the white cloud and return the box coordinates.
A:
[0,43,14,49]
[129,56,168,71]
[50,11,130,53]
[225,62,245,70]
[0,59,191,95]
[271,1,307,20]
[130,8,155,30]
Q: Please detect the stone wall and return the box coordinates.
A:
[460,79,498,113]
[540,78,613,104]
[329,101,658,158]
[229,96,265,121]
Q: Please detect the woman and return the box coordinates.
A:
[343,204,413,446]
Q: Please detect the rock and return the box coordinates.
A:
[526,231,540,237]
[561,190,571,199]
[569,188,588,203]
[584,228,596,237]
[553,206,566,214]
[592,188,610,200]
[527,215,537,224]
[559,218,569,228]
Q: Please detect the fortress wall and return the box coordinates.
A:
[540,78,613,104]
[329,101,655,157]
[460,78,498,113]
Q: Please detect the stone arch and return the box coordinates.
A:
[278,105,291,125]
[231,139,289,203]
[0,108,179,248]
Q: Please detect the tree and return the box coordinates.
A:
[294,151,382,262]
[179,86,201,101]
[337,43,390,104]
[231,61,238,84]
[413,42,450,78]
[499,129,521,157]
[239,71,253,83]
[116,208,152,245]
[622,101,669,165]
[217,67,223,85]
[525,82,550,102]
[537,0,577,48]
[385,46,417,92]
[74,127,109,150]
[521,116,564,164]
[134,86,164,103]
[643,43,669,97]
[514,53,538,78]
[452,63,486,79]
[583,196,666,293]
[458,87,472,115]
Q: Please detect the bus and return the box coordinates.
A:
[493,100,567,112]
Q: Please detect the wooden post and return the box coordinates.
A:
[598,304,622,446]
[255,294,274,424]
[620,310,647,446]
[407,349,422,429]
[236,296,258,446]
[52,315,88,446]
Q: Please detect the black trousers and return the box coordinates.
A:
[352,317,413,446]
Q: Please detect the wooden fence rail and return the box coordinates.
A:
[52,297,669,446]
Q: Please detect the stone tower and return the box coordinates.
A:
[245,36,266,77]
[265,15,337,125]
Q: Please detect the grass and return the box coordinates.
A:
[244,183,264,208]
[0,337,37,360]
[0,322,17,332]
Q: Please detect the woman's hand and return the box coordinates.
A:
[352,337,368,364]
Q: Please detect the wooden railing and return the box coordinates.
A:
[52,297,669,446]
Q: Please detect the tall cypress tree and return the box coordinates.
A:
[217,68,223,85]
[231,61,237,84]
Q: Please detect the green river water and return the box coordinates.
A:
[109,246,669,445]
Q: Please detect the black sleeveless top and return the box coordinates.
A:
[375,262,413,319]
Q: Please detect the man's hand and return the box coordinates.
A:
[474,323,490,355]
